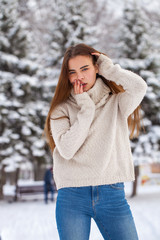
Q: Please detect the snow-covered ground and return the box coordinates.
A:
[0,183,160,240]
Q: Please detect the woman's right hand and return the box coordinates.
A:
[91,52,100,58]
[73,80,84,95]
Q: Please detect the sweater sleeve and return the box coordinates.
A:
[97,54,148,117]
[50,92,95,160]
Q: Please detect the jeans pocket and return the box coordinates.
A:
[110,182,124,190]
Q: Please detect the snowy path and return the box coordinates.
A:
[0,183,160,240]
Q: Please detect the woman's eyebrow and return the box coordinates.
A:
[80,65,89,69]
[69,65,89,72]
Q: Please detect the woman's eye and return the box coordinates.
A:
[69,72,75,75]
[82,68,88,71]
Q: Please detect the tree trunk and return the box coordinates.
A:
[0,165,6,200]
[131,165,139,197]
[14,168,20,201]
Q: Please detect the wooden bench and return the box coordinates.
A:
[15,180,57,201]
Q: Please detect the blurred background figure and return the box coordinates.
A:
[44,167,55,204]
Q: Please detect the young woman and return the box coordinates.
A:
[43,43,147,240]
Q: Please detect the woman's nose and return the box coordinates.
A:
[76,72,84,80]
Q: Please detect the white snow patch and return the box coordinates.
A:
[21,126,32,136]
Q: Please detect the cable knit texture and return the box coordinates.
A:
[50,54,147,190]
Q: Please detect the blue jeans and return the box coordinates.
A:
[56,183,139,240]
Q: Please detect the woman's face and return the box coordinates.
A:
[68,55,98,92]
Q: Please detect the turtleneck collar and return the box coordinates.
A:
[70,77,111,105]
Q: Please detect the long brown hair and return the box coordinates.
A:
[42,43,144,154]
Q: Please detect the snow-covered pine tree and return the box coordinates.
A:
[0,0,27,58]
[118,0,151,60]
[0,0,51,198]
[46,0,97,67]
[0,69,51,192]
[0,0,38,75]
[115,0,160,196]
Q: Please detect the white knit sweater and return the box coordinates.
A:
[50,54,147,190]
